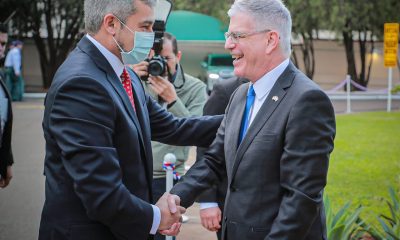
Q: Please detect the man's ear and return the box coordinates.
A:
[103,14,119,36]
[265,31,280,54]
[176,50,182,62]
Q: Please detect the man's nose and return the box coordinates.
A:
[224,38,235,50]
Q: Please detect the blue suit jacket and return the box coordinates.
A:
[39,36,221,240]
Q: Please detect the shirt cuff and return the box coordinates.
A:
[199,202,219,209]
[150,204,161,234]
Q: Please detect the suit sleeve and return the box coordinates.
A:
[196,82,229,203]
[171,101,229,208]
[147,93,222,148]
[49,77,154,238]
[267,89,335,240]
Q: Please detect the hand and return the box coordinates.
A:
[148,76,177,104]
[159,222,182,236]
[200,207,221,232]
[156,192,186,233]
[0,166,13,189]
[128,61,149,78]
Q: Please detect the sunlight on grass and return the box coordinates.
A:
[325,111,400,225]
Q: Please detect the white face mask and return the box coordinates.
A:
[113,17,155,65]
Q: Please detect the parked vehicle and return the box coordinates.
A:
[199,53,234,94]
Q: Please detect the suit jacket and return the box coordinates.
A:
[39,36,222,240]
[196,77,248,210]
[0,75,13,178]
[172,62,336,240]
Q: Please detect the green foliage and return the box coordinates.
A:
[286,0,326,79]
[173,0,232,25]
[1,0,84,88]
[321,0,400,87]
[366,187,400,240]
[392,85,400,94]
[325,196,364,240]
[326,112,400,227]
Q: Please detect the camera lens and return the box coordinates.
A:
[148,55,166,76]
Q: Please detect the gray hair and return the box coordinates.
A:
[84,0,156,34]
[228,0,292,57]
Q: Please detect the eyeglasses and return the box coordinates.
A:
[224,29,271,43]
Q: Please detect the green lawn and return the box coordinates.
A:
[325,111,400,225]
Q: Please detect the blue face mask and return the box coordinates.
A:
[113,17,155,65]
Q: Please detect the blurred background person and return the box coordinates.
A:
[131,31,207,240]
[4,40,24,101]
[0,23,14,189]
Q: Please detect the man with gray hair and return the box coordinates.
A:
[38,0,222,239]
[169,0,336,239]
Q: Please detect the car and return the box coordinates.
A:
[199,53,234,94]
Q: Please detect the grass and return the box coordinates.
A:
[325,111,400,226]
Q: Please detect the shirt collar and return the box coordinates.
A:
[252,58,290,100]
[86,34,125,81]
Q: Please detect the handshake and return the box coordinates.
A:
[155,192,186,236]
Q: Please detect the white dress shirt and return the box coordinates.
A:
[200,58,290,210]
[5,47,22,75]
[86,34,161,235]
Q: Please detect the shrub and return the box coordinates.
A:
[325,196,365,240]
[367,187,400,240]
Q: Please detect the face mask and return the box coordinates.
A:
[113,17,155,65]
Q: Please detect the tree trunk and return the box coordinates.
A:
[342,30,357,91]
[291,44,299,68]
[358,31,367,87]
[301,32,315,79]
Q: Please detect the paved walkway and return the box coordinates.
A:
[0,97,399,239]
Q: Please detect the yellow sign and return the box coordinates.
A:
[384,23,399,67]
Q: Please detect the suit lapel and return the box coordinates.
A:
[77,36,149,167]
[225,83,248,158]
[128,70,154,193]
[229,63,296,184]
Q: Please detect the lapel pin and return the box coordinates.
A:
[272,96,279,102]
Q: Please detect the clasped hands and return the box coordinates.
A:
[155,192,186,236]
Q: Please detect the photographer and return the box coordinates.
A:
[130,31,207,240]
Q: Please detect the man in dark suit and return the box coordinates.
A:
[0,23,13,189]
[39,0,221,239]
[170,0,336,239]
[196,77,248,239]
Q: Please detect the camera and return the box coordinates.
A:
[141,0,172,81]
[147,55,166,76]
[146,20,167,77]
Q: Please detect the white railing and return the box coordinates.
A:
[326,75,400,113]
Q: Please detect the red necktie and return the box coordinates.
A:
[121,68,136,110]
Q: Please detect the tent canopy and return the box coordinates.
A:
[166,10,227,41]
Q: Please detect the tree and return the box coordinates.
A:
[1,0,84,89]
[325,0,400,89]
[286,0,326,79]
[173,0,232,25]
